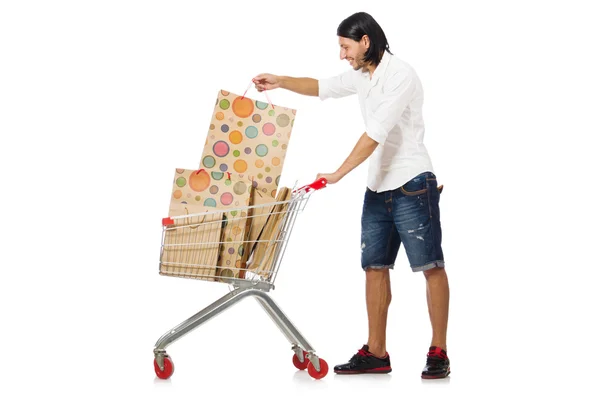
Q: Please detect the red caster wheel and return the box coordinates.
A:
[154,356,175,379]
[292,351,309,370]
[307,358,328,380]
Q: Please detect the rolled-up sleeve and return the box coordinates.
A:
[365,72,416,144]
[318,69,358,100]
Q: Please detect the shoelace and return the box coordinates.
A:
[349,348,370,364]
[426,354,447,367]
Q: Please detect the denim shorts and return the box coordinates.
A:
[361,172,444,272]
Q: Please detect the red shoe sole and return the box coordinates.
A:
[334,367,392,375]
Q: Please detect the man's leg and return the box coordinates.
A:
[424,267,449,350]
[333,188,396,375]
[334,266,394,374]
[366,268,391,358]
[393,171,450,378]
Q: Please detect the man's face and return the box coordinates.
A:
[339,36,369,71]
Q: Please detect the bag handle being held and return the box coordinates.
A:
[241,80,275,109]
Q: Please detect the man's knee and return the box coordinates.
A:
[366,267,390,278]
[423,267,446,279]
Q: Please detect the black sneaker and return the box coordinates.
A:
[421,346,451,379]
[334,345,392,374]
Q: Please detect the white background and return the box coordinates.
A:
[1,0,599,395]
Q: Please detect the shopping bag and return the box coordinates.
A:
[160,209,223,281]
[199,89,296,254]
[169,168,252,216]
[246,187,292,279]
[168,168,254,281]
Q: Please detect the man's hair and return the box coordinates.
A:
[337,12,392,66]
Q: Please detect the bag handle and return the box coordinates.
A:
[195,168,231,181]
[241,80,275,109]
[184,207,205,228]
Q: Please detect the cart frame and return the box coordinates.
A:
[153,178,328,379]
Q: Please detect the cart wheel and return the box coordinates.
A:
[154,356,174,379]
[292,351,309,370]
[307,358,328,380]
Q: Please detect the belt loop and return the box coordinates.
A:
[385,191,393,203]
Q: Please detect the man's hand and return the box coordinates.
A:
[253,74,281,92]
[316,172,344,185]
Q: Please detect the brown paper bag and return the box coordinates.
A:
[199,89,296,255]
[214,204,254,281]
[247,187,292,279]
[168,168,254,281]
[169,168,252,217]
[160,209,223,281]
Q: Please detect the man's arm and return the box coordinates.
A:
[253,74,318,96]
[253,70,357,99]
[317,132,379,184]
[280,77,318,96]
[319,72,414,184]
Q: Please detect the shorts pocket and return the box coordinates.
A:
[400,177,428,196]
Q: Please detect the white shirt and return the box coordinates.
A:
[318,51,434,193]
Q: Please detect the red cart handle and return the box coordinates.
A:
[293,177,328,193]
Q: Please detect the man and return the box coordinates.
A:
[253,12,450,379]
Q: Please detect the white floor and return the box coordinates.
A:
[3,207,597,396]
[7,264,590,397]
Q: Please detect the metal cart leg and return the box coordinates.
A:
[253,291,314,351]
[156,290,235,348]
[154,286,252,370]
[252,291,321,371]
[153,286,321,373]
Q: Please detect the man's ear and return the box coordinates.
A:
[362,34,370,49]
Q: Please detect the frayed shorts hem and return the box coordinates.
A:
[411,260,445,272]
[363,264,395,271]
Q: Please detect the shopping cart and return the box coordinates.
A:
[153,177,329,380]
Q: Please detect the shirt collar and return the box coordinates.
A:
[362,50,391,85]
